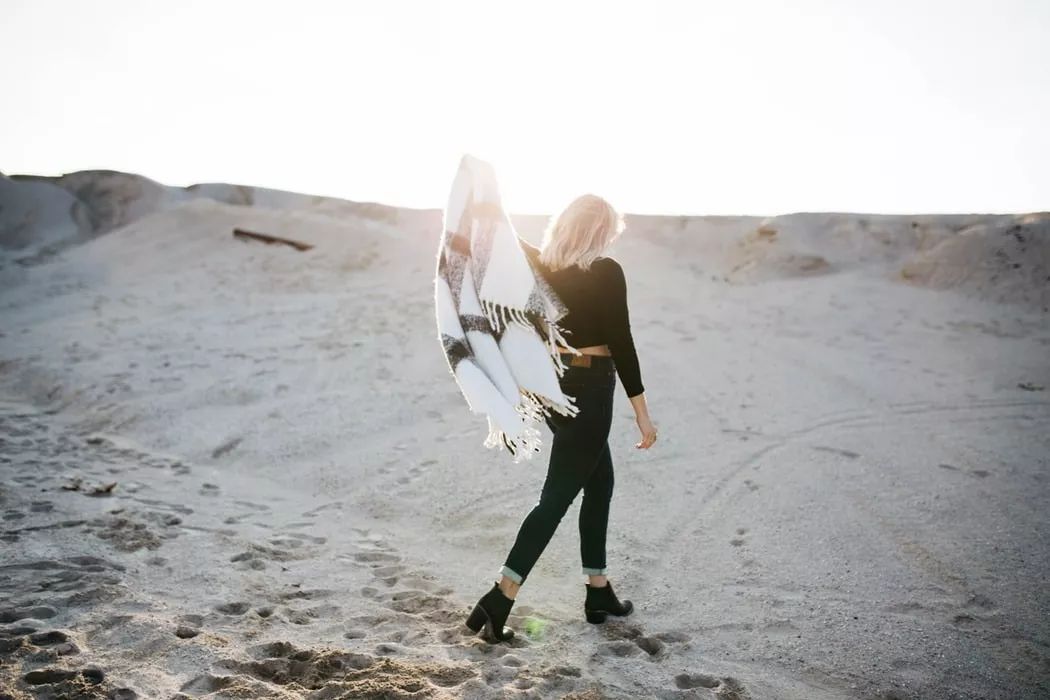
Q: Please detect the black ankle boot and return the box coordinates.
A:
[584,581,633,623]
[465,582,516,642]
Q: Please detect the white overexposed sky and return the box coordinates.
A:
[2,0,1048,215]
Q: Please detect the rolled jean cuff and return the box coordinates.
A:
[500,565,524,585]
[582,566,607,576]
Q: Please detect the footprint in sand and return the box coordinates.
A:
[229,551,268,570]
[345,532,476,632]
[84,509,182,553]
[210,436,243,459]
[301,501,344,518]
[373,563,407,578]
[396,465,424,486]
[19,662,137,699]
[276,587,335,602]
[283,604,342,626]
[82,431,193,481]
[596,622,681,661]
[179,671,271,697]
[233,500,270,512]
[598,640,643,658]
[198,640,476,697]
[674,672,748,698]
[229,534,317,570]
[214,601,252,616]
[811,445,861,459]
[0,628,79,657]
[675,672,720,689]
[353,551,401,565]
[0,555,126,624]
[386,589,453,617]
[23,666,105,685]
[27,630,70,646]
[30,500,54,513]
[0,606,58,624]
[948,592,997,627]
[939,463,993,479]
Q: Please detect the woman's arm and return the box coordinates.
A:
[629,393,657,450]
[601,260,657,449]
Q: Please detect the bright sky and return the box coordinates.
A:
[2,0,1048,215]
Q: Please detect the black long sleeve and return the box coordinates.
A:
[598,260,645,398]
[520,237,645,398]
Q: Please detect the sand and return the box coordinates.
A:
[0,172,1048,699]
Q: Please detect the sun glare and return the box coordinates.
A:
[1,0,1048,214]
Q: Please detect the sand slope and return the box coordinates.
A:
[0,172,1048,699]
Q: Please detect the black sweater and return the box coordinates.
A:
[520,240,645,398]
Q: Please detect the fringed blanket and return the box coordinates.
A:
[434,155,581,461]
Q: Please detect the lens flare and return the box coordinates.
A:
[523,616,548,639]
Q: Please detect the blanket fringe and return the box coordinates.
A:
[473,380,576,464]
[484,423,542,463]
[482,387,578,464]
[521,389,579,419]
[545,319,580,376]
[478,298,582,379]
[479,298,542,334]
[541,392,580,417]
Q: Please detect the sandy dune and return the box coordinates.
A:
[0,171,1048,699]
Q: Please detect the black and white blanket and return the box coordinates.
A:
[434,155,580,461]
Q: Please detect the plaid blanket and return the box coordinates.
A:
[434,155,580,461]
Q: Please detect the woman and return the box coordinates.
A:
[465,193,658,642]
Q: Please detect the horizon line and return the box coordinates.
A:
[5,168,1047,220]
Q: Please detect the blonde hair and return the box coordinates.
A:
[539,194,625,272]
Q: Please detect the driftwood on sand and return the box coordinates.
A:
[232,228,313,251]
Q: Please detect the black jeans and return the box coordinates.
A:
[501,355,617,584]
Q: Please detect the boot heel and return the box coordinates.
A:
[584,581,633,622]
[585,609,608,624]
[466,604,488,632]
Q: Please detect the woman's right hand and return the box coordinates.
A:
[635,414,658,449]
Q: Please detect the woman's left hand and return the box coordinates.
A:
[635,414,658,449]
